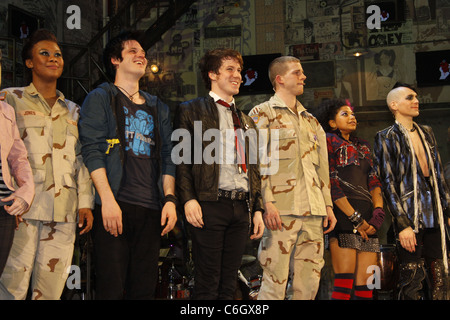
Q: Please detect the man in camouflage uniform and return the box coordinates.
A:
[249,56,335,300]
[0,29,94,300]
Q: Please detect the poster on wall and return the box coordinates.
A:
[291,43,320,61]
[334,60,361,106]
[362,46,415,104]
[286,0,307,22]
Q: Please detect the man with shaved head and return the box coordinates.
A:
[374,83,450,300]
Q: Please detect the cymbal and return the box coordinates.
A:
[241,255,256,266]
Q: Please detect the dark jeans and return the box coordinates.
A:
[92,201,162,300]
[0,207,15,276]
[190,197,249,300]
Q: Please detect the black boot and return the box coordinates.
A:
[429,259,447,300]
[397,260,426,300]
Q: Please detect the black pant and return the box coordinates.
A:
[92,201,162,299]
[0,207,15,276]
[190,197,249,300]
[397,228,443,265]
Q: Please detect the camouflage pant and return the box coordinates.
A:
[257,215,324,300]
[0,219,75,300]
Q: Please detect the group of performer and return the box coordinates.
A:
[0,28,448,301]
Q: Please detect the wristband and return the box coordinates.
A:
[353,219,368,233]
[368,207,385,230]
[348,210,363,226]
[163,194,178,207]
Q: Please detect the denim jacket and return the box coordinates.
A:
[79,82,175,206]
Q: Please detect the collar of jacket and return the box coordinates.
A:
[269,93,307,114]
[26,82,66,106]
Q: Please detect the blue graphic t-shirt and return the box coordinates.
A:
[116,92,160,210]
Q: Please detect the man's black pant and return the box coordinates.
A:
[92,201,162,299]
[190,197,249,300]
[396,227,446,299]
[0,207,15,276]
[397,228,443,264]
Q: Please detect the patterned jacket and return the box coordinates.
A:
[0,84,94,222]
[249,94,332,216]
[0,100,34,207]
[374,121,450,232]
[327,132,381,202]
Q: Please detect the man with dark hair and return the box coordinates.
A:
[79,31,177,299]
[374,82,450,300]
[173,48,264,299]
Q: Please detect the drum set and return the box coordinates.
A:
[374,244,399,299]
[156,242,262,300]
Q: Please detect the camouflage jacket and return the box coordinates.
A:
[0,100,34,207]
[249,94,332,216]
[0,84,94,222]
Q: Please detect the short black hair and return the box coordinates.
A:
[103,30,145,80]
[392,82,417,93]
[310,98,349,132]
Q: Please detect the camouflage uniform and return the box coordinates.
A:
[0,84,94,300]
[249,94,332,300]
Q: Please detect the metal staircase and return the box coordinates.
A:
[61,0,196,104]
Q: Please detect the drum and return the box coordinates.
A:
[247,275,262,300]
[377,244,399,292]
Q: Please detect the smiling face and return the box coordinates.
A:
[209,57,242,101]
[329,105,357,136]
[25,40,64,82]
[112,40,147,79]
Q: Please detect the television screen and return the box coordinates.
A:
[365,0,405,26]
[238,53,281,95]
[8,5,44,39]
[415,50,450,87]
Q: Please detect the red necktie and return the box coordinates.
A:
[217,100,247,173]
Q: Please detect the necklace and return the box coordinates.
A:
[410,126,416,132]
[116,85,139,101]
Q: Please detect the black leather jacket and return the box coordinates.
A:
[173,96,264,216]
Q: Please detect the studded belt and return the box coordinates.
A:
[218,189,248,201]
